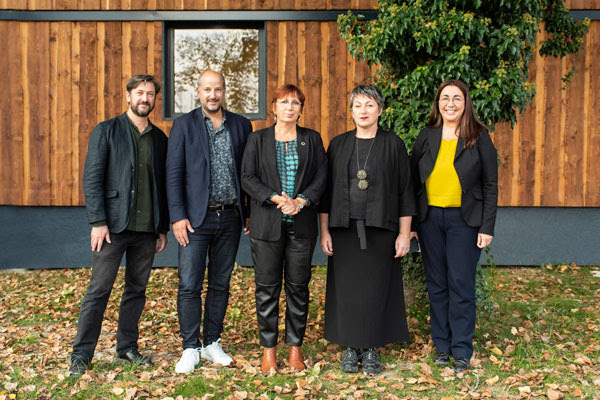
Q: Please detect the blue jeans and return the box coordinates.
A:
[71,230,156,363]
[418,206,481,359]
[177,209,242,349]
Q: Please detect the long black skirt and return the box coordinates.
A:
[324,220,409,348]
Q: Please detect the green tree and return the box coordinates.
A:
[338,0,589,150]
[338,0,588,310]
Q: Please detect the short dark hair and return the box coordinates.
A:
[126,74,161,94]
[350,84,384,111]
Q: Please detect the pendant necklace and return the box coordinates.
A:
[356,136,375,190]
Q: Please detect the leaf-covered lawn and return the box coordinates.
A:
[0,264,599,399]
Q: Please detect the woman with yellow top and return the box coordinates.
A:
[410,80,498,372]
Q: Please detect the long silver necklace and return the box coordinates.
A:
[356,136,375,190]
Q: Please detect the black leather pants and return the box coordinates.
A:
[250,221,316,347]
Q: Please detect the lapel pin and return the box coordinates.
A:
[301,141,306,146]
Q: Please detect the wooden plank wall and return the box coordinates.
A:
[494,19,600,207]
[0,0,377,10]
[0,0,599,208]
[0,19,372,206]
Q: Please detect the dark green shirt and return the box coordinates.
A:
[125,115,155,233]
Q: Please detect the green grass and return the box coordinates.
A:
[0,264,599,399]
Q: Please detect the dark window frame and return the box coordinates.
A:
[162,20,267,121]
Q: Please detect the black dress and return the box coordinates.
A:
[322,129,415,348]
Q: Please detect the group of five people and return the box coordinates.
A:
[69,70,497,378]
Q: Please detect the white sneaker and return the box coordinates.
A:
[175,348,200,373]
[201,339,233,366]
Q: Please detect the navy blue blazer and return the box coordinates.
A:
[82,113,169,234]
[166,107,253,228]
[410,126,498,235]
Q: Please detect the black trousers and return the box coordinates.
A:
[71,230,156,363]
[418,206,482,359]
[250,221,316,348]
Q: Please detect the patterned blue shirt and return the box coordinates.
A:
[276,139,299,222]
[201,107,237,206]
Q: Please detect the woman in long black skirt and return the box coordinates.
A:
[318,84,416,374]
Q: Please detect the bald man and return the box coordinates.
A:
[166,70,253,373]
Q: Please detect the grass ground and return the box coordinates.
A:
[0,263,599,399]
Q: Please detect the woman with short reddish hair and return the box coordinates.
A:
[241,84,327,373]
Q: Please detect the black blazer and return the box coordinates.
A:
[320,128,416,232]
[241,125,327,241]
[410,126,498,235]
[166,107,253,228]
[82,113,169,234]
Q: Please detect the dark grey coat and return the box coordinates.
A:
[82,113,169,234]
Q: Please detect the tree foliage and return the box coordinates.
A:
[338,0,589,150]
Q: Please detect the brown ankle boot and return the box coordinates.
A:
[261,347,277,373]
[289,346,305,371]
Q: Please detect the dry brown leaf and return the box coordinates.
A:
[547,388,563,400]
[420,363,432,376]
[489,346,503,356]
[485,375,499,386]
[124,387,137,400]
[518,386,531,394]
[111,387,124,395]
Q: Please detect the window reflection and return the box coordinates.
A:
[174,28,260,114]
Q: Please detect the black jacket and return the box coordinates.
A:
[241,125,327,240]
[83,113,169,234]
[320,128,416,232]
[410,126,498,235]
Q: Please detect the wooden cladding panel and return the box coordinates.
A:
[567,0,600,8]
[586,21,600,206]
[0,0,376,9]
[494,21,600,207]
[1,19,600,207]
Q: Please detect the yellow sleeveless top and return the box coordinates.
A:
[425,138,462,207]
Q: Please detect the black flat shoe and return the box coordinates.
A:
[69,357,88,377]
[340,348,359,373]
[118,349,153,366]
[453,357,470,372]
[433,352,450,365]
[361,348,382,374]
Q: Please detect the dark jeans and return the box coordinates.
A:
[71,230,156,363]
[418,206,482,359]
[250,221,316,347]
[177,209,242,349]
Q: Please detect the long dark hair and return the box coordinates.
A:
[427,79,487,148]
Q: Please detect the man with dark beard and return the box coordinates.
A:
[69,74,169,377]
